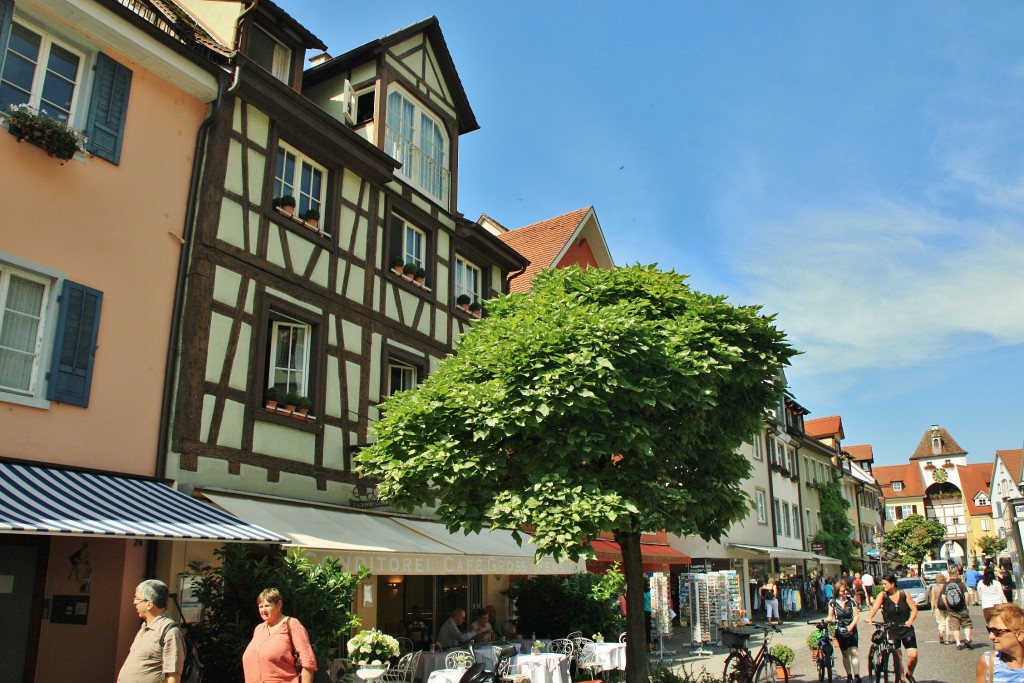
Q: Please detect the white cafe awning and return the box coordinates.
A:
[203,491,584,576]
[728,543,819,561]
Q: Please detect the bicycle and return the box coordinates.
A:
[867,622,903,683]
[807,619,835,683]
[722,624,789,683]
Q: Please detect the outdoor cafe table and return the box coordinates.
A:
[511,653,570,683]
[427,668,466,683]
[416,651,449,681]
[582,642,627,671]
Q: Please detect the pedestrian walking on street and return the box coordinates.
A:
[868,573,920,683]
[762,577,782,625]
[242,587,317,683]
[1000,568,1017,605]
[974,603,1024,682]
[932,573,950,645]
[828,581,861,683]
[117,579,185,683]
[965,564,982,606]
[980,566,1009,623]
[944,567,975,650]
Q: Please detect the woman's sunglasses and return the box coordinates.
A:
[987,627,1015,637]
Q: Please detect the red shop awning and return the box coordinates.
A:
[588,539,691,568]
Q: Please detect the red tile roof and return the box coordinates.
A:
[958,463,992,517]
[873,463,926,499]
[805,415,844,440]
[845,444,874,464]
[997,449,1024,483]
[910,425,967,459]
[498,207,591,293]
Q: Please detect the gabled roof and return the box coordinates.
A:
[958,463,992,516]
[845,444,874,464]
[911,424,967,460]
[805,415,844,440]
[257,0,326,51]
[496,207,613,293]
[304,17,477,134]
[997,449,1024,483]
[873,463,926,499]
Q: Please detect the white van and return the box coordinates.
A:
[921,559,954,583]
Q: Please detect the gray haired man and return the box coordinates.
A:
[117,579,184,683]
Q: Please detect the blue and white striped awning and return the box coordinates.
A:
[0,461,287,542]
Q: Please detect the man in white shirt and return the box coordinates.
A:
[438,608,477,649]
[862,572,874,595]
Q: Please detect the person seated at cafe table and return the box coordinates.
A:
[470,608,495,643]
[439,608,478,649]
[486,605,511,639]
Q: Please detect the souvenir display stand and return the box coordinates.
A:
[679,570,740,654]
[648,572,676,658]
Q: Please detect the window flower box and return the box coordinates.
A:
[3,104,86,162]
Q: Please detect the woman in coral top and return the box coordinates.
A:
[242,588,317,683]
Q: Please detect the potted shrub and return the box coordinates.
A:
[413,267,427,287]
[293,395,312,420]
[264,387,281,412]
[389,256,404,275]
[402,262,417,280]
[770,644,795,677]
[281,391,300,415]
[806,623,836,660]
[301,208,320,229]
[2,103,87,162]
[468,301,482,318]
[273,195,297,215]
[456,294,471,311]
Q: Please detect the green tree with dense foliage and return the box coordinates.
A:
[815,477,857,567]
[186,544,368,683]
[357,265,795,683]
[882,514,947,571]
[505,566,625,639]
[977,534,1009,561]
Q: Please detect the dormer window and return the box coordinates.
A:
[892,481,903,492]
[250,26,291,83]
[976,493,989,507]
[385,86,449,208]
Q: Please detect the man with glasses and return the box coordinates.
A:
[117,579,184,683]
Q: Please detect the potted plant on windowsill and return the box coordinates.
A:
[413,267,427,287]
[456,294,471,311]
[390,256,405,276]
[264,387,281,412]
[301,208,320,230]
[469,301,482,318]
[280,392,300,415]
[402,262,417,281]
[3,104,87,162]
[273,195,297,216]
[293,395,312,420]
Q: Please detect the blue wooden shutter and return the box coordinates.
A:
[85,53,132,164]
[0,0,14,77]
[46,281,102,407]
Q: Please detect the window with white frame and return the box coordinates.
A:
[455,256,481,303]
[0,266,50,395]
[402,221,425,269]
[1,20,83,123]
[782,502,792,536]
[976,493,989,507]
[273,142,326,222]
[755,489,767,524]
[249,25,291,83]
[751,434,763,460]
[385,86,449,206]
[792,505,800,538]
[766,437,777,464]
[805,508,813,535]
[773,498,782,531]
[892,481,903,492]
[982,518,991,532]
[388,360,417,395]
[268,318,310,397]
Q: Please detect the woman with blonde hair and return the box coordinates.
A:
[932,573,950,645]
[975,603,1024,682]
[242,588,317,683]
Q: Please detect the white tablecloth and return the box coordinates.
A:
[512,653,570,683]
[427,668,466,683]
[583,642,627,671]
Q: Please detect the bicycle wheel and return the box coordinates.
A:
[874,648,894,683]
[818,644,833,682]
[754,655,789,682]
[723,652,748,683]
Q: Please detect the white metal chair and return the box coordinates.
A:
[396,637,414,654]
[576,645,604,682]
[617,632,626,643]
[548,638,575,657]
[494,645,530,683]
[380,650,419,683]
[566,631,583,641]
[445,650,475,670]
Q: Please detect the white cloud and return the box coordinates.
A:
[734,201,1024,377]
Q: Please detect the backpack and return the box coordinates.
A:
[760,587,773,601]
[159,622,204,683]
[944,581,965,611]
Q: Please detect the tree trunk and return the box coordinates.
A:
[615,529,649,683]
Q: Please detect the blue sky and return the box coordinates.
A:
[286,1,1024,467]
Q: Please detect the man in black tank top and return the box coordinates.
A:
[867,573,920,683]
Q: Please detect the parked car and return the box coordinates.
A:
[897,577,930,609]
[922,559,954,583]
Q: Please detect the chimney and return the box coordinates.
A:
[309,52,332,67]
